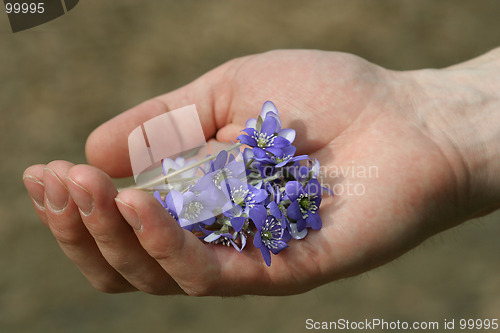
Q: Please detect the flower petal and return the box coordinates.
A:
[253,231,262,248]
[278,128,296,143]
[252,187,268,204]
[269,240,288,255]
[260,246,272,267]
[282,145,296,156]
[249,205,267,230]
[265,146,283,157]
[242,128,255,136]
[204,232,221,243]
[240,233,247,250]
[305,178,322,196]
[178,218,192,228]
[231,216,246,232]
[253,147,268,159]
[272,136,291,148]
[213,150,228,170]
[229,239,242,252]
[296,218,307,232]
[162,158,178,175]
[267,201,282,219]
[260,116,277,136]
[245,118,257,129]
[153,191,167,209]
[260,101,279,118]
[237,134,257,147]
[292,155,309,162]
[289,222,308,239]
[306,212,322,230]
[166,190,183,214]
[285,181,302,201]
[286,200,302,220]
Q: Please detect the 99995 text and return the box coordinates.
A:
[5,2,45,14]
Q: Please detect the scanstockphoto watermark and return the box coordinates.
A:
[305,318,500,331]
[306,318,440,331]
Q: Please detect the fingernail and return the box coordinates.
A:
[67,177,94,216]
[115,198,142,231]
[23,175,45,209]
[44,167,68,213]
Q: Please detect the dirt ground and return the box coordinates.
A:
[1,1,499,332]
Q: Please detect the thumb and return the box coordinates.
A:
[85,68,233,178]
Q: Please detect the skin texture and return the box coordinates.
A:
[23,49,500,296]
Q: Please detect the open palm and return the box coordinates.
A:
[24,50,467,295]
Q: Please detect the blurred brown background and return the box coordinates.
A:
[1,1,499,332]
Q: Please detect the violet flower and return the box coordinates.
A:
[237,101,296,159]
[204,230,247,252]
[154,189,182,221]
[160,157,199,192]
[285,179,322,231]
[221,178,267,212]
[250,205,289,267]
[204,151,245,184]
[176,190,217,228]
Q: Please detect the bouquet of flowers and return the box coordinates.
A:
[152,101,325,266]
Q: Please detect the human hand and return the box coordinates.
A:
[23,49,500,295]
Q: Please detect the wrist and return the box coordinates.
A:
[400,50,500,219]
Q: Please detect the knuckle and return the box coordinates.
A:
[183,279,217,297]
[89,273,136,294]
[88,229,116,247]
[50,226,86,247]
[139,285,167,296]
[91,280,127,294]
[145,236,185,263]
[147,247,174,263]
[141,98,170,115]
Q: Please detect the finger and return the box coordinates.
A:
[115,189,231,296]
[86,62,237,178]
[67,165,184,295]
[23,164,48,226]
[43,161,135,293]
[215,123,242,143]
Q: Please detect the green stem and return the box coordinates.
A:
[249,174,281,186]
[245,158,255,169]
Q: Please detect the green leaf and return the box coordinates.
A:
[256,116,263,132]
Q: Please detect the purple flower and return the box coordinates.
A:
[237,101,296,158]
[250,205,289,267]
[221,178,268,212]
[203,205,249,252]
[223,204,247,232]
[204,230,247,252]
[176,190,217,228]
[160,157,199,192]
[283,160,317,183]
[202,150,246,189]
[154,190,182,220]
[245,101,296,144]
[162,157,198,178]
[285,179,322,231]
